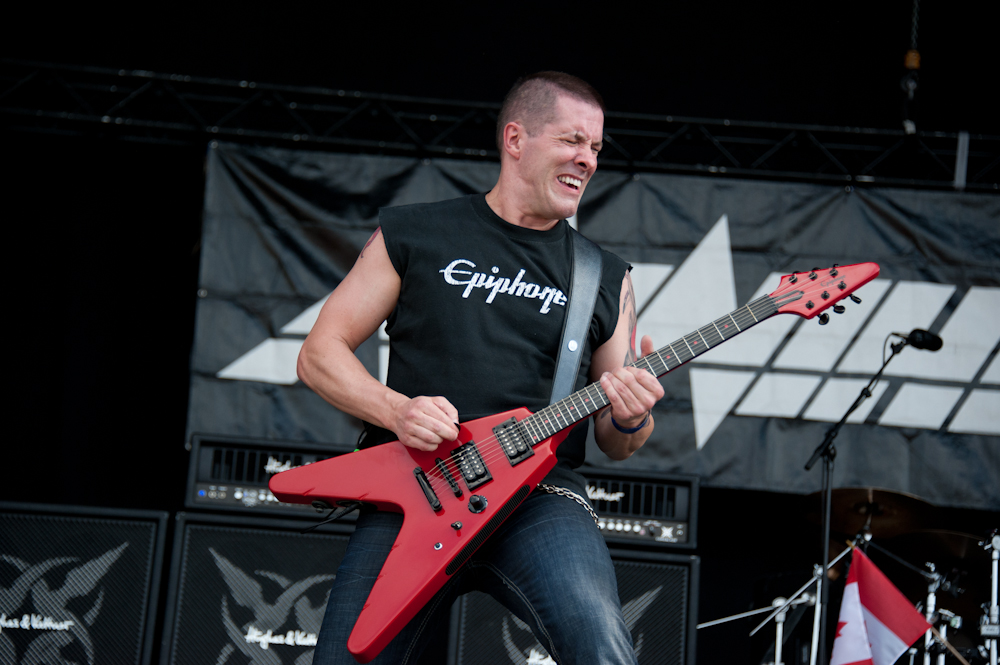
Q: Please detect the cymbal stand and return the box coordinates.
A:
[698,593,816,665]
[866,540,972,665]
[804,339,906,664]
[923,562,941,665]
[935,610,961,665]
[984,531,999,665]
[748,545,854,665]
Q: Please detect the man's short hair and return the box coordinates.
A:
[496,72,605,152]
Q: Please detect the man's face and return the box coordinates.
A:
[517,94,604,223]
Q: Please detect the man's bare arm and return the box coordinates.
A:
[589,271,664,460]
[297,227,459,451]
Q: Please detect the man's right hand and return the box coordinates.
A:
[391,395,460,451]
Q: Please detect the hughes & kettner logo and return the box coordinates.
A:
[586,485,625,503]
[0,543,127,665]
[209,548,333,664]
[264,456,297,475]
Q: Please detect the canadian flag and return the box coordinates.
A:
[830,548,931,665]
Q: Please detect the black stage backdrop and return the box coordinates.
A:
[187,143,999,510]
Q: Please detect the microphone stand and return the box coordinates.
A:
[804,337,907,665]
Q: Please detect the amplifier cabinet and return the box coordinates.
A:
[579,467,699,550]
[186,437,700,550]
[185,433,355,517]
[449,549,699,665]
[0,502,168,665]
[159,512,353,665]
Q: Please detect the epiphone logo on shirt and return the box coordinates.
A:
[440,259,567,314]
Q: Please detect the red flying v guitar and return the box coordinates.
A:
[269,262,880,662]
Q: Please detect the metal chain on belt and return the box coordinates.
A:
[536,483,600,525]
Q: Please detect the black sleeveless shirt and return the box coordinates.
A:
[364,193,628,495]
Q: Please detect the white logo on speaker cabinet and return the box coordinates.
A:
[209,548,332,662]
[0,543,127,664]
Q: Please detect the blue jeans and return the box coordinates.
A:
[313,490,637,664]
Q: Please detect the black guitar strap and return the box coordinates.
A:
[548,228,603,404]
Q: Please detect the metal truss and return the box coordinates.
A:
[3,59,998,192]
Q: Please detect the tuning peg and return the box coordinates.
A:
[833,304,845,314]
[818,313,830,325]
[849,294,862,304]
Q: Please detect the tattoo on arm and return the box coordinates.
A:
[360,226,381,259]
[623,275,637,365]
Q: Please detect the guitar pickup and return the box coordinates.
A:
[436,457,463,498]
[413,467,442,512]
[493,417,534,466]
[451,441,492,491]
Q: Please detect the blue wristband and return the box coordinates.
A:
[611,412,649,434]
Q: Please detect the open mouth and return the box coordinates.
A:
[557,175,582,191]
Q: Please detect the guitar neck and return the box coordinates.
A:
[522,294,778,443]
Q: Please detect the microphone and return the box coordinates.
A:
[891,329,943,351]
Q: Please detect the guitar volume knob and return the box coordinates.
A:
[468,495,488,513]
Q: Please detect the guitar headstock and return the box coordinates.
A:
[769,263,880,320]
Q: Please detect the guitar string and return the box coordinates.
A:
[422,294,777,494]
[435,294,771,457]
[422,293,779,491]
[422,268,864,494]
[422,376,621,492]
[426,263,874,492]
[367,268,864,498]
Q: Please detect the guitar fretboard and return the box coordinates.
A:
[517,294,779,445]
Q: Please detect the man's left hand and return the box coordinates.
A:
[599,335,664,427]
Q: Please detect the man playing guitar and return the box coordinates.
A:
[300,71,665,664]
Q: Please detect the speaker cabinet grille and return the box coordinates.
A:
[160,513,353,665]
[451,550,699,665]
[0,502,167,665]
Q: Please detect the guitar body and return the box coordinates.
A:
[268,408,570,662]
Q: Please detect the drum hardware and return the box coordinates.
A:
[699,595,814,665]
[871,528,999,665]
[981,530,999,665]
[818,488,931,539]
[697,545,852,665]
[866,537,981,665]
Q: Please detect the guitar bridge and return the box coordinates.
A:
[413,467,442,512]
[451,441,491,491]
[493,417,533,466]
